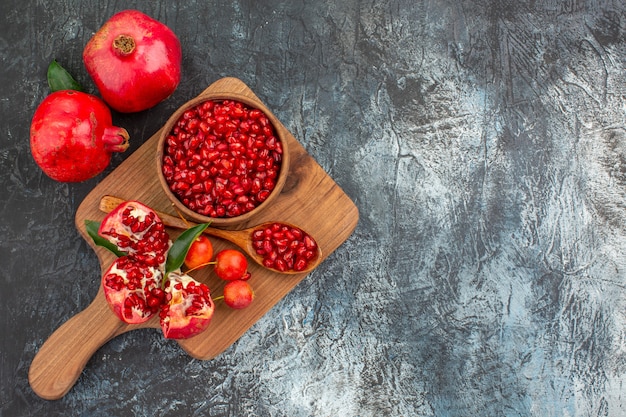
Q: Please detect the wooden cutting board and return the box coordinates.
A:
[28,77,359,400]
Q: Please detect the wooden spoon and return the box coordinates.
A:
[98,195,322,274]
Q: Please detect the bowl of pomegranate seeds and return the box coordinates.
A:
[156,93,289,226]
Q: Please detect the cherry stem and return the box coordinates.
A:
[213,295,224,302]
[185,261,217,274]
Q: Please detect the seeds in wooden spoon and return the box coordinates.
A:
[251,223,318,272]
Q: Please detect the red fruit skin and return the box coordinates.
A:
[29,90,129,182]
[184,235,214,270]
[223,280,254,309]
[214,249,248,281]
[83,9,182,113]
[160,272,215,339]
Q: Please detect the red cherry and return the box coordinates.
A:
[223,280,254,309]
[214,249,248,280]
[184,235,213,270]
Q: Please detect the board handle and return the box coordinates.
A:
[28,294,128,400]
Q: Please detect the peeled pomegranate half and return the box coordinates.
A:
[83,9,182,113]
[159,271,215,339]
[30,90,129,182]
[98,201,171,324]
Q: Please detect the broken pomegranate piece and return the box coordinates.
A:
[101,256,164,324]
[159,271,215,339]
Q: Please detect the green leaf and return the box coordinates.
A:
[85,220,126,257]
[47,59,83,92]
[165,223,210,275]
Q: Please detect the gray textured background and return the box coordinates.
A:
[1,0,625,416]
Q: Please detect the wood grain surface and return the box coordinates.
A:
[28,77,359,400]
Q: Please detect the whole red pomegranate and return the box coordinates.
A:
[30,90,129,182]
[83,9,182,113]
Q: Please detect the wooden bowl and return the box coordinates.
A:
[156,92,289,227]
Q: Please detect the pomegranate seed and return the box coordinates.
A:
[304,235,317,250]
[275,259,287,272]
[294,257,308,271]
[263,178,275,190]
[257,190,271,202]
[147,295,162,308]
